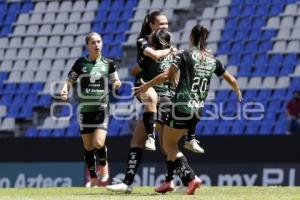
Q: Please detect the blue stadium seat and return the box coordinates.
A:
[120,10,134,20]
[13,94,26,105]
[218,42,231,54]
[231,123,244,135]
[252,17,266,29]
[238,18,252,29]
[31,82,44,93]
[216,122,231,135]
[37,95,52,107]
[269,3,284,16]
[242,5,256,17]
[273,122,287,135]
[0,94,13,105]
[269,54,283,67]
[3,83,17,94]
[112,0,124,9]
[52,129,65,137]
[256,90,272,101]
[19,105,33,118]
[95,10,108,21]
[244,90,258,100]
[21,1,33,13]
[259,123,273,135]
[267,99,282,111]
[92,22,105,33]
[38,129,52,137]
[283,54,297,66]
[125,0,137,8]
[229,6,242,17]
[65,126,79,137]
[7,106,20,118]
[249,29,261,40]
[7,2,20,13]
[266,64,281,76]
[235,30,248,41]
[261,30,277,39]
[116,22,130,33]
[0,25,12,36]
[264,112,276,122]
[25,127,38,137]
[225,18,238,29]
[222,30,235,41]
[245,122,259,135]
[215,90,230,100]
[107,10,121,22]
[16,83,31,94]
[202,122,216,135]
[228,54,241,65]
[98,0,111,11]
[257,41,272,52]
[255,5,269,16]
[25,93,38,106]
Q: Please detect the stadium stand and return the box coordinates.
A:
[0,0,299,137]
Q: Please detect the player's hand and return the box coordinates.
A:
[133,79,149,95]
[237,90,243,102]
[113,80,122,90]
[60,89,68,101]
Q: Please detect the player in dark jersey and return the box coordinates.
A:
[106,11,178,193]
[134,24,242,195]
[60,32,122,187]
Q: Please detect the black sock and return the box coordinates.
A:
[186,129,195,141]
[165,160,175,182]
[84,149,97,178]
[95,146,107,166]
[143,112,156,138]
[123,147,143,185]
[174,155,195,186]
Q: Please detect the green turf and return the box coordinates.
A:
[0,187,299,200]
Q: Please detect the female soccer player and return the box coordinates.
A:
[60,32,121,187]
[134,24,243,195]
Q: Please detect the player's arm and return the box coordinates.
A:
[110,72,122,90]
[108,61,122,90]
[134,64,178,95]
[143,47,172,61]
[222,71,243,102]
[60,79,75,101]
[130,63,142,76]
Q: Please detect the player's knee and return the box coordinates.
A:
[94,141,105,149]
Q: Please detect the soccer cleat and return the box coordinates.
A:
[145,136,156,151]
[99,163,110,186]
[186,176,202,195]
[155,180,174,193]
[184,139,205,154]
[106,182,133,193]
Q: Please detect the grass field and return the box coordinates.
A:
[0,187,299,200]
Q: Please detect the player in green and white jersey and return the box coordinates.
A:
[60,32,121,187]
[134,24,242,194]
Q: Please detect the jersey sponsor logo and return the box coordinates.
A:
[188,99,204,108]
[69,71,78,80]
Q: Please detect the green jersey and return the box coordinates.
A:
[137,37,176,98]
[173,47,225,114]
[68,56,116,112]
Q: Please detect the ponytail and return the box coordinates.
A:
[137,11,164,39]
[190,24,208,51]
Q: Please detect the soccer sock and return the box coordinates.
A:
[143,112,156,138]
[84,149,97,178]
[123,147,143,185]
[165,160,175,182]
[174,155,195,186]
[186,129,195,141]
[95,145,107,166]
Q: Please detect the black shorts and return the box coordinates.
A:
[79,110,108,134]
[166,109,202,130]
[157,96,172,124]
